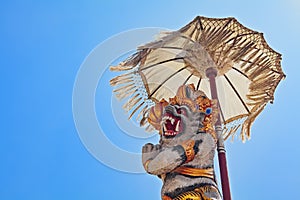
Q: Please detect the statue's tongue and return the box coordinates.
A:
[166,119,175,131]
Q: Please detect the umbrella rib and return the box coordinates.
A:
[182,73,193,85]
[232,67,249,78]
[160,46,185,51]
[197,16,204,30]
[179,34,197,43]
[224,18,234,28]
[196,78,201,90]
[149,67,187,98]
[140,57,184,72]
[224,74,251,114]
[271,69,283,75]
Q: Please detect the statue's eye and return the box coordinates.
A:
[205,107,212,115]
[177,108,187,116]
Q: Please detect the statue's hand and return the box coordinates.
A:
[142,143,161,170]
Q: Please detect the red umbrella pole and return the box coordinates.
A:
[206,68,231,200]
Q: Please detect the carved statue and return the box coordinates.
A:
[142,84,222,200]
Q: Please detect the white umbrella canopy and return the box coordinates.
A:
[110,16,285,141]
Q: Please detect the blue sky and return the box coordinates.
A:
[1,0,300,199]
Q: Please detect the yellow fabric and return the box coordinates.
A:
[162,185,219,200]
[172,166,214,180]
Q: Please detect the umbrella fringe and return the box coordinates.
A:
[110,64,134,71]
[122,50,146,67]
[145,124,155,132]
[110,50,150,72]
[128,101,145,120]
[244,49,260,66]
[122,94,142,112]
[250,81,274,91]
[230,124,241,142]
[244,53,264,74]
[225,38,247,59]
[193,25,202,41]
[203,26,215,42]
[112,78,133,86]
[247,90,267,97]
[223,127,230,141]
[226,127,236,141]
[248,61,270,80]
[222,117,246,141]
[246,97,268,105]
[113,83,135,93]
[224,114,248,125]
[247,95,268,101]
[112,71,135,80]
[109,72,135,86]
[249,87,273,99]
[232,41,254,62]
[251,74,273,85]
[251,73,276,86]
[140,116,148,127]
[205,27,222,47]
[139,32,176,50]
[207,29,233,51]
[137,105,149,121]
[222,37,243,58]
[251,74,274,87]
[240,103,267,142]
[110,54,154,129]
[115,88,138,100]
[248,89,266,96]
[253,58,273,73]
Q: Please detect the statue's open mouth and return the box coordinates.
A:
[162,112,183,137]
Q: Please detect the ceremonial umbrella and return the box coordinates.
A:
[110,16,285,200]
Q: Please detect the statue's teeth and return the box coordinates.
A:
[171,118,175,125]
[175,120,180,132]
[163,116,168,123]
[163,124,167,132]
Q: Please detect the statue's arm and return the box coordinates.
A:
[142,140,197,175]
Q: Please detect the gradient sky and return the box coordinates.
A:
[1,1,300,199]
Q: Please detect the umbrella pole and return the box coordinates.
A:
[206,68,231,200]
